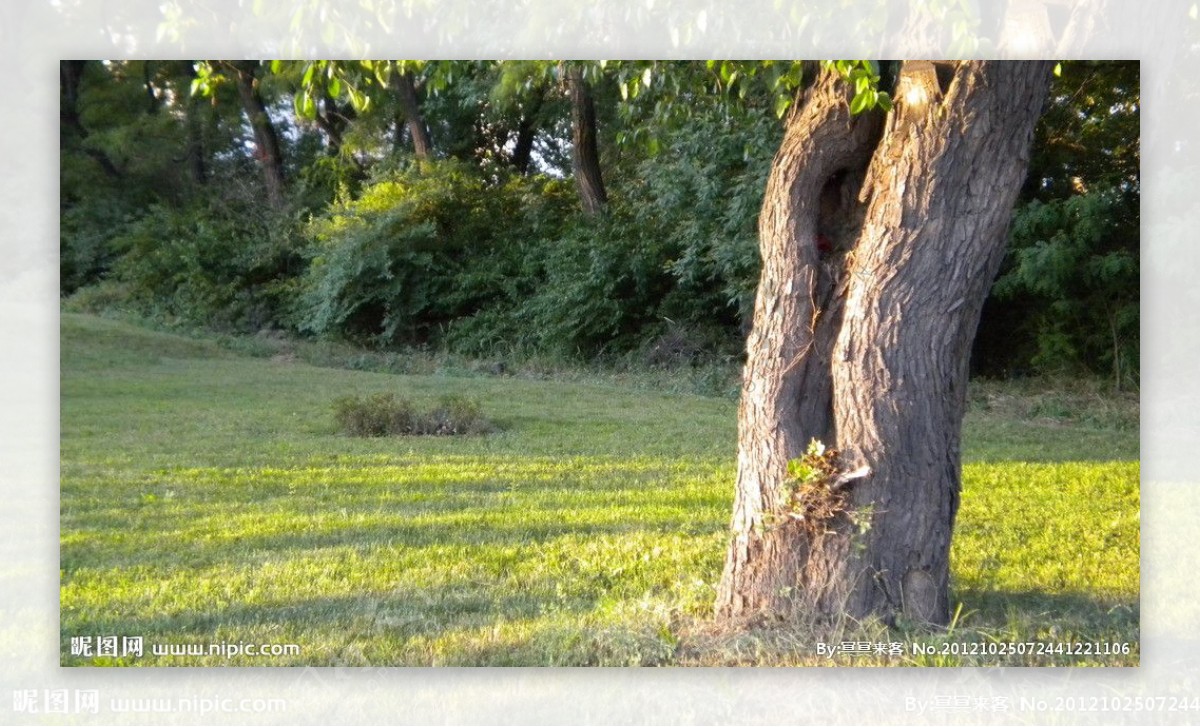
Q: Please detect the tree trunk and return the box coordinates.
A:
[59,60,122,180]
[716,61,1053,628]
[313,88,346,155]
[392,71,434,160]
[567,66,608,215]
[142,61,159,113]
[511,86,545,175]
[184,62,208,185]
[228,61,286,208]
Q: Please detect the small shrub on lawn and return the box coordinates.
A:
[424,395,492,435]
[333,393,492,437]
[333,393,416,437]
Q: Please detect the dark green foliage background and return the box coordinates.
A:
[61,60,1139,384]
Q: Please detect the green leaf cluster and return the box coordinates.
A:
[994,189,1138,385]
[823,60,893,114]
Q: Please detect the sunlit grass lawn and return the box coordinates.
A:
[60,313,1139,666]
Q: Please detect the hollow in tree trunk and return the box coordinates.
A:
[716,61,1054,628]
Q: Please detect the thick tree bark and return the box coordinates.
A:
[228,61,286,208]
[715,66,881,622]
[392,71,434,160]
[567,66,608,216]
[716,61,1053,628]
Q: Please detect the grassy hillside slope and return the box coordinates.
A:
[60,314,1139,665]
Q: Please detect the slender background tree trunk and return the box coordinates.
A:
[184,62,208,185]
[142,61,159,114]
[511,86,545,175]
[228,61,286,208]
[59,60,122,180]
[313,88,347,155]
[392,71,434,160]
[567,66,608,216]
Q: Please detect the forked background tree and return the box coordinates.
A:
[716,60,1055,627]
